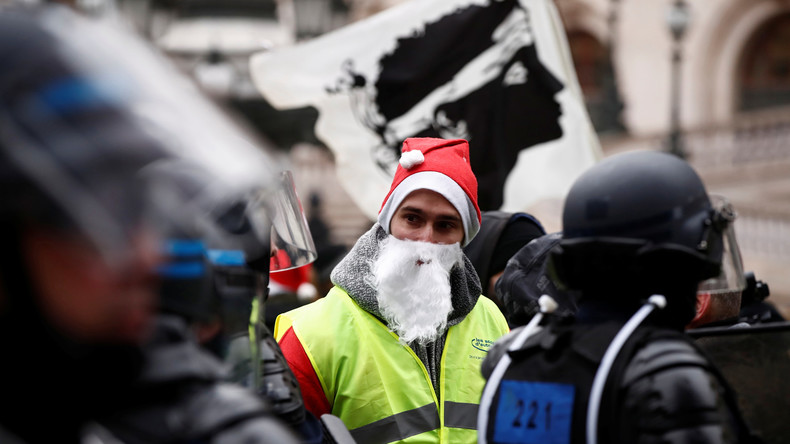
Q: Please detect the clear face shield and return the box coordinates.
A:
[143,163,317,274]
[697,195,746,297]
[248,171,318,272]
[240,171,317,393]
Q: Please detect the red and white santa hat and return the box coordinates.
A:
[269,262,318,302]
[377,137,481,246]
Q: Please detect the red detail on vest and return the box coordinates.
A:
[278,326,331,417]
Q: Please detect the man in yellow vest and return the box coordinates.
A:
[275,137,509,443]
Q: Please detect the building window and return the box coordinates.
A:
[567,30,605,98]
[739,12,790,111]
[567,30,624,133]
[294,0,350,40]
[176,0,278,19]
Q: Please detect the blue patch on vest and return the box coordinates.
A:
[493,380,574,444]
[164,239,206,257]
[207,249,246,266]
[39,77,122,113]
[156,262,205,278]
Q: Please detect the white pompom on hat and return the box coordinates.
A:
[378,138,481,246]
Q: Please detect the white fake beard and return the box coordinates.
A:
[372,235,463,345]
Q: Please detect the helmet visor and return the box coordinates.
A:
[248,171,317,272]
[697,196,746,295]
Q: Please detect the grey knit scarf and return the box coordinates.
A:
[330,223,482,396]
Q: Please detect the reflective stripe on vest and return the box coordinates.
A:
[349,401,479,443]
[275,287,509,444]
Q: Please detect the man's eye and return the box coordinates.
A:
[405,214,419,223]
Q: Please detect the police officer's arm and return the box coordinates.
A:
[618,340,741,443]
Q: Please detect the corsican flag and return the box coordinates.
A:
[250,0,602,219]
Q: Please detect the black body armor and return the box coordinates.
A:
[481,317,760,444]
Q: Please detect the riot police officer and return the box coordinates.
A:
[478,151,762,444]
[0,4,302,442]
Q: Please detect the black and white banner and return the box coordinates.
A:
[250,0,601,219]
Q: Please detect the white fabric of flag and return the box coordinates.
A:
[250,0,602,219]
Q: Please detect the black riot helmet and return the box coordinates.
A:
[549,151,731,324]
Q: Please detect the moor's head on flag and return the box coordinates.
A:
[326,0,564,210]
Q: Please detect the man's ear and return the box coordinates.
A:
[689,292,712,328]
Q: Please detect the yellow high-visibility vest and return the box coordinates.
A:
[275,286,509,444]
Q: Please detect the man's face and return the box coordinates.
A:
[22,227,160,344]
[390,189,464,245]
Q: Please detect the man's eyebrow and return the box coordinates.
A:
[398,206,461,222]
[436,213,462,222]
[398,206,424,214]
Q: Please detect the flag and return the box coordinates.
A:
[250,0,602,219]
